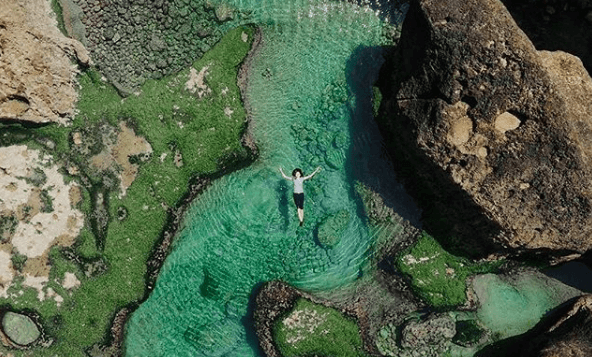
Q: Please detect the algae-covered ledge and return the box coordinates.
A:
[0,18,259,355]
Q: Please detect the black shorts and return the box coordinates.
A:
[293,193,304,209]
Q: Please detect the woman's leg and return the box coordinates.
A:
[293,193,305,225]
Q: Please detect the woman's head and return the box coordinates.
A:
[292,168,303,178]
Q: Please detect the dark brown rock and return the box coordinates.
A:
[477,294,592,357]
[254,274,421,357]
[528,295,592,357]
[253,281,301,357]
[378,0,592,259]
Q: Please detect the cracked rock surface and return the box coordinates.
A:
[378,0,592,259]
[0,0,89,125]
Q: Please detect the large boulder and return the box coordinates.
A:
[378,0,592,258]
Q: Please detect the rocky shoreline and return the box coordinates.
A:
[62,0,237,96]
[93,26,265,357]
[254,281,371,356]
[237,27,263,158]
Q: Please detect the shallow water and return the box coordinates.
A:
[121,1,592,355]
[124,1,413,356]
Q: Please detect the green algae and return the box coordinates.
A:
[396,233,503,309]
[0,26,255,357]
[274,298,366,357]
[50,0,67,37]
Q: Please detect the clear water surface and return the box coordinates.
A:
[123,1,413,356]
[122,0,591,355]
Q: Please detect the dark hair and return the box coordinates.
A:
[292,168,303,177]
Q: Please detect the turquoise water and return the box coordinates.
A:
[124,1,410,356]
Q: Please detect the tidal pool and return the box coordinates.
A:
[124,0,412,356]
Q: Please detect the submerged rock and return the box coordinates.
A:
[316,209,350,248]
[378,0,592,259]
[471,269,581,339]
[1,311,40,346]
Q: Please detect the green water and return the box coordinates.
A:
[124,1,409,356]
[121,1,587,356]
[473,273,581,338]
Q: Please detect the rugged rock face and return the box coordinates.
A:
[378,0,592,258]
[64,0,232,95]
[522,294,592,357]
[254,281,306,357]
[477,294,592,356]
[0,0,90,124]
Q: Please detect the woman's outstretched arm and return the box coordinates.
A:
[279,167,292,180]
[303,166,322,180]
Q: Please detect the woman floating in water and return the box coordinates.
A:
[279,166,322,226]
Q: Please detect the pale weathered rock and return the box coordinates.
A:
[378,0,592,258]
[0,145,84,303]
[0,0,90,125]
[1,311,40,346]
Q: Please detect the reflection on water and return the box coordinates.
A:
[124,0,412,356]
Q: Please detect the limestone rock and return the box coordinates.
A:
[1,311,40,346]
[0,0,90,125]
[0,145,84,300]
[378,0,592,258]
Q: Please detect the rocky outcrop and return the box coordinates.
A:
[477,294,592,356]
[255,275,421,357]
[376,313,456,357]
[254,281,306,357]
[0,0,90,125]
[378,0,592,259]
[67,0,233,95]
[522,294,592,357]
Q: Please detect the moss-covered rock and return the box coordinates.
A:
[274,298,365,357]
